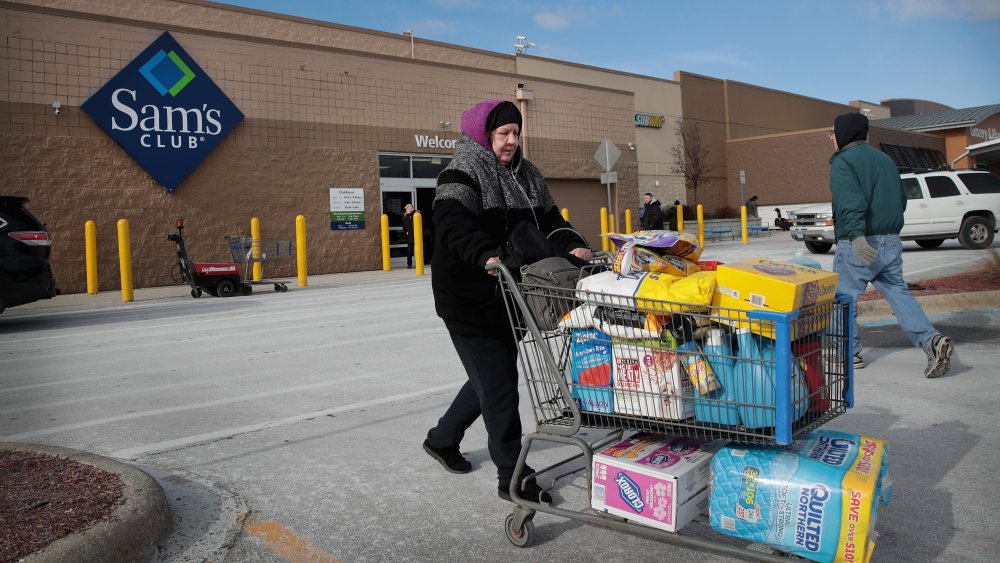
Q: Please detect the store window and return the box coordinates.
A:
[379,154,411,178]
[412,155,451,178]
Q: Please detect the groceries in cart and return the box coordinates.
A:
[591,433,726,533]
[709,429,892,563]
[569,328,613,414]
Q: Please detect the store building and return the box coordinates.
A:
[1,0,638,293]
[2,1,995,294]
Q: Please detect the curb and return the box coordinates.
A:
[858,289,1000,322]
[1,443,170,563]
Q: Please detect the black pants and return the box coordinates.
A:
[406,242,414,268]
[427,332,522,484]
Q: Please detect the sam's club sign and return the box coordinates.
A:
[82,32,243,193]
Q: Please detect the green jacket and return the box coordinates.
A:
[829,141,906,241]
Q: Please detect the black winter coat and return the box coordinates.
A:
[432,136,587,338]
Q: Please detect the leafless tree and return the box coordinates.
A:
[670,120,712,206]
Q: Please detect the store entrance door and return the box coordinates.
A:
[381,190,413,267]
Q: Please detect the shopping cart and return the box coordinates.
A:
[490,258,854,560]
[224,235,294,292]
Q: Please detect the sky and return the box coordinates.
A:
[217,0,1000,110]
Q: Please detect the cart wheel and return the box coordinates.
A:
[504,513,535,548]
[191,288,202,298]
[217,280,237,297]
[273,284,282,292]
[280,284,288,292]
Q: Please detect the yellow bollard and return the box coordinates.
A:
[677,204,684,233]
[414,212,425,276]
[697,205,705,248]
[561,207,569,221]
[624,209,632,234]
[296,215,308,286]
[381,214,391,271]
[741,206,749,245]
[250,217,263,282]
[599,207,609,252]
[117,218,133,303]
[85,220,98,294]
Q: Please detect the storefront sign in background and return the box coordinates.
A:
[81,32,244,193]
[634,113,665,128]
[330,188,366,230]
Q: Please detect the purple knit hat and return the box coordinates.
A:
[461,99,520,152]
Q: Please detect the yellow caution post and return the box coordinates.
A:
[85,220,98,294]
[561,208,569,221]
[697,204,705,248]
[296,215,308,286]
[741,206,749,245]
[251,217,262,282]
[381,214,391,271]
[414,211,425,276]
[624,209,632,234]
[599,207,609,252]
[677,204,685,233]
[117,219,133,302]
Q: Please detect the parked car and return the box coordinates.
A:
[789,169,1000,253]
[0,196,58,314]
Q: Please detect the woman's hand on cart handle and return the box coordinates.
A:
[570,247,593,261]
[486,256,502,276]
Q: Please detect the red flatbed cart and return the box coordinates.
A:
[167,219,251,298]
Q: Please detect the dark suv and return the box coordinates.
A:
[1,196,58,314]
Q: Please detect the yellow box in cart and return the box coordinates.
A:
[712,258,838,339]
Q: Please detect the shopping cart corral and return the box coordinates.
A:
[225,235,293,293]
[489,258,855,560]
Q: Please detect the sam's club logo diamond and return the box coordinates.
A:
[139,50,196,96]
[82,32,244,193]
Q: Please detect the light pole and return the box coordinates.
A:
[402,29,414,59]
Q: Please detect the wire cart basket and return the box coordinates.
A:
[224,235,294,292]
[490,257,855,560]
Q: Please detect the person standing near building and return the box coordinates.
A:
[828,112,954,377]
[745,195,759,218]
[401,203,417,269]
[640,193,664,230]
[424,99,592,503]
[665,199,681,231]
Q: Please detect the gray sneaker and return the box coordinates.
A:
[925,335,954,379]
[853,352,865,369]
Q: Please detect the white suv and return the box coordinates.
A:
[789,169,1000,253]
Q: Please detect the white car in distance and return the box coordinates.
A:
[789,169,1000,254]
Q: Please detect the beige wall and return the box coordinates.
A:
[675,71,858,213]
[0,1,637,293]
[516,56,682,209]
[726,126,947,209]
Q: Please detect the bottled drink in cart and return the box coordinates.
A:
[694,328,742,425]
[677,340,719,396]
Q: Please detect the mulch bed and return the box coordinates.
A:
[859,270,1000,301]
[0,450,125,563]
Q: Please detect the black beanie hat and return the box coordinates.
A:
[834,112,869,149]
[485,101,522,134]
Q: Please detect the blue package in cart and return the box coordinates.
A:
[709,430,888,563]
[569,328,614,413]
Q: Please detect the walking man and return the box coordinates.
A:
[828,112,954,377]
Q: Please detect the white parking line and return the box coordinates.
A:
[109,381,463,460]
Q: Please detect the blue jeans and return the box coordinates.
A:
[833,235,937,356]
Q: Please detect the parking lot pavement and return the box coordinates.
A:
[2,236,999,562]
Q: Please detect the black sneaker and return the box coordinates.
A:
[498,480,552,504]
[925,334,954,379]
[853,353,865,369]
[423,439,472,474]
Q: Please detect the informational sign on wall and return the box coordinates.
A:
[330,188,366,230]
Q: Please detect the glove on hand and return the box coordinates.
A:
[851,237,877,266]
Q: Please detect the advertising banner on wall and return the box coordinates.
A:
[81,32,244,193]
[330,188,366,230]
